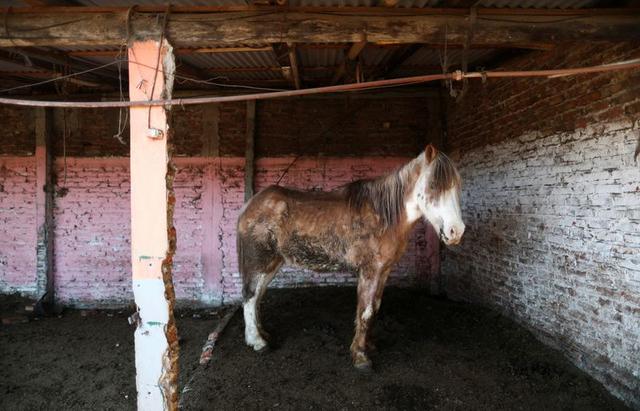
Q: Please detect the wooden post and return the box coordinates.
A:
[425,93,445,294]
[35,107,54,303]
[128,39,179,411]
[201,104,220,158]
[244,100,256,202]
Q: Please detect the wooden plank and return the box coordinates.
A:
[34,107,54,304]
[3,5,637,16]
[0,10,638,47]
[128,39,178,411]
[272,43,295,88]
[287,43,301,89]
[244,100,256,201]
[332,37,367,85]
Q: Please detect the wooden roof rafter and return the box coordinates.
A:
[0,8,638,48]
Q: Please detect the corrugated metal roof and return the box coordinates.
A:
[298,46,345,67]
[361,46,397,67]
[76,0,248,6]
[208,69,283,80]
[0,59,44,73]
[479,0,595,8]
[403,47,498,68]
[181,50,278,69]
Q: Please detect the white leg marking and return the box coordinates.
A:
[243,275,268,351]
[361,304,373,322]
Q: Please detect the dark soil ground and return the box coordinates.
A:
[0,287,629,411]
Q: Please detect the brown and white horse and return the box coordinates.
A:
[237,145,464,370]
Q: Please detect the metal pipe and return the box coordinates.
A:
[0,58,638,109]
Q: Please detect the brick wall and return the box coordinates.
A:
[0,106,34,156]
[0,157,37,294]
[37,96,430,158]
[443,42,640,406]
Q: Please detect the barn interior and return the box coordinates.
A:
[0,1,638,409]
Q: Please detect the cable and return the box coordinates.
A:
[0,57,287,94]
[0,60,121,93]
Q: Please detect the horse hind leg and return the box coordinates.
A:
[242,257,282,352]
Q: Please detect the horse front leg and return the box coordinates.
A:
[350,270,380,371]
[366,267,391,353]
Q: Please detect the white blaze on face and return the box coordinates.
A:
[406,153,465,246]
[427,186,465,245]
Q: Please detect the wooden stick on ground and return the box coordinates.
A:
[199,305,240,365]
[179,305,240,409]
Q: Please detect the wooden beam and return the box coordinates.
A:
[244,100,256,201]
[332,37,367,85]
[272,43,296,89]
[0,9,638,47]
[128,39,178,411]
[288,43,301,89]
[34,107,54,305]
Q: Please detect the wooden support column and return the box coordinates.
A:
[128,39,179,411]
[244,100,256,202]
[425,93,445,294]
[35,107,54,303]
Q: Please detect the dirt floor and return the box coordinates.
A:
[0,287,629,411]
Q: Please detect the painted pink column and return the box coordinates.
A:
[128,39,178,411]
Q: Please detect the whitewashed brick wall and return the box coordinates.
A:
[442,120,640,407]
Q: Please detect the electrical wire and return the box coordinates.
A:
[0,60,121,93]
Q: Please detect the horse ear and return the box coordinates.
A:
[425,144,438,163]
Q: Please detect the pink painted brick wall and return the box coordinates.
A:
[2,156,437,306]
[51,158,208,305]
[52,159,132,304]
[0,157,37,294]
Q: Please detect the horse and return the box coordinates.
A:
[237,144,464,370]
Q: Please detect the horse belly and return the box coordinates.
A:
[280,233,352,273]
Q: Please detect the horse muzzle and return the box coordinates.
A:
[440,224,465,246]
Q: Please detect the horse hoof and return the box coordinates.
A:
[255,344,270,353]
[354,359,373,373]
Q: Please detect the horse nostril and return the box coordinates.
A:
[450,227,456,238]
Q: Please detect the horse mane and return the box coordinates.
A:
[345,151,460,228]
[429,151,461,200]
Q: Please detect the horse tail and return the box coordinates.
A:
[238,231,249,302]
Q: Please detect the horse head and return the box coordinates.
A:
[410,144,465,246]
